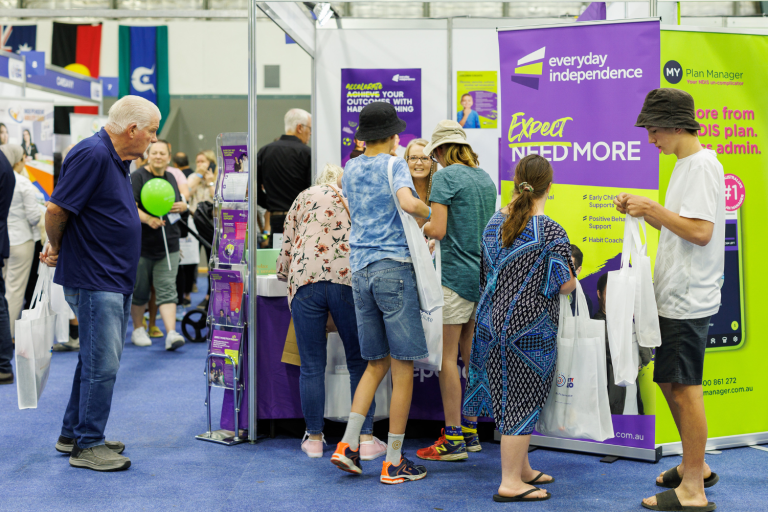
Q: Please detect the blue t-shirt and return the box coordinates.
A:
[342,154,418,273]
[50,128,141,295]
[458,109,481,129]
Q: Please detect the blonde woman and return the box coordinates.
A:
[187,151,217,214]
[277,163,385,461]
[419,120,498,461]
[404,138,436,228]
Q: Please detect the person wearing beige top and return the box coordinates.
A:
[276,163,385,461]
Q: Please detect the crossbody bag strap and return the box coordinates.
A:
[326,184,351,220]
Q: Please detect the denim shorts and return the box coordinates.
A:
[351,259,428,361]
[654,316,711,385]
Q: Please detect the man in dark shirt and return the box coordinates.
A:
[42,95,158,471]
[257,108,312,235]
[130,140,188,351]
[0,146,16,385]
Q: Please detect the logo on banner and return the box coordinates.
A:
[663,60,683,84]
[511,46,546,90]
[131,65,156,93]
[392,74,415,82]
[8,105,23,123]
[556,373,566,387]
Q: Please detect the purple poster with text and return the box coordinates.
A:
[498,21,660,189]
[341,68,421,166]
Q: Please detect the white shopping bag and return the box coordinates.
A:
[386,156,443,313]
[537,280,614,442]
[606,217,639,387]
[324,333,391,422]
[628,217,662,348]
[415,239,443,372]
[15,263,57,409]
[50,268,74,343]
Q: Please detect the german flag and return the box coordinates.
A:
[51,22,102,134]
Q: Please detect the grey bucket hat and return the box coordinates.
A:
[422,120,470,156]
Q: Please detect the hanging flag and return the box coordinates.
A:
[578,2,607,22]
[0,25,36,54]
[51,22,103,132]
[118,26,170,132]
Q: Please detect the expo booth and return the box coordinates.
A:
[234,0,768,464]
[0,49,104,199]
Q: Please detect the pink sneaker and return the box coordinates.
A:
[301,432,325,458]
[359,436,387,461]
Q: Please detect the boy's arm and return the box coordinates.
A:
[396,188,430,218]
[423,203,447,240]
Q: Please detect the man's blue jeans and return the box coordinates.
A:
[61,287,131,448]
[291,281,375,436]
[0,268,12,374]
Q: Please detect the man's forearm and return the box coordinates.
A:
[644,214,662,231]
[649,202,714,246]
[45,206,70,250]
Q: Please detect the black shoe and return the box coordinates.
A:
[0,372,13,385]
[56,435,125,454]
[180,298,192,307]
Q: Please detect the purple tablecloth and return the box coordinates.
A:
[221,295,481,428]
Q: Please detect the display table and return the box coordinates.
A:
[221,275,467,428]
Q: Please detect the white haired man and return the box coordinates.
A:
[41,95,160,471]
[256,108,312,236]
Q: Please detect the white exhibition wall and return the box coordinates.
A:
[315,23,449,172]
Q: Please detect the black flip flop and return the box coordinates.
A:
[493,487,551,503]
[524,472,555,485]
[657,466,720,489]
[642,489,716,511]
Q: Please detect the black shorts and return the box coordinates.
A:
[654,316,711,385]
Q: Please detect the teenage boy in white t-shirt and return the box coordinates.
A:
[615,89,724,512]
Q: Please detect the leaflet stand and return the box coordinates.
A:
[196,132,250,447]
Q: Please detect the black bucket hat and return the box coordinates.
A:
[635,88,700,131]
[354,101,407,142]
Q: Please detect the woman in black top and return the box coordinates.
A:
[22,129,38,161]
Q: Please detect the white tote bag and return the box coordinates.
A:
[386,156,443,313]
[324,333,391,421]
[415,239,443,372]
[628,217,662,349]
[537,281,614,442]
[606,217,639,387]
[15,263,57,409]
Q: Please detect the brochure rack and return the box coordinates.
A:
[196,132,250,446]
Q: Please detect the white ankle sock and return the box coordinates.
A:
[341,412,366,451]
[386,433,405,464]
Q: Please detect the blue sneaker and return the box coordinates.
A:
[380,452,427,485]
[462,426,482,452]
[331,442,362,475]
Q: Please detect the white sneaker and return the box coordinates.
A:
[131,327,152,347]
[165,330,185,351]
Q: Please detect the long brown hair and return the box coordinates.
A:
[440,143,479,168]
[501,154,553,247]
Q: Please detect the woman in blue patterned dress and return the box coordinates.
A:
[463,154,577,502]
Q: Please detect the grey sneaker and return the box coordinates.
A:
[56,435,125,454]
[52,337,80,352]
[69,443,131,472]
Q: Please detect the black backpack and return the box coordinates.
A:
[193,200,215,246]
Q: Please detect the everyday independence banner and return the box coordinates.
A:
[657,30,768,445]
[340,68,421,166]
[499,20,660,451]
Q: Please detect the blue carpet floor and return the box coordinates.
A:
[2,278,767,511]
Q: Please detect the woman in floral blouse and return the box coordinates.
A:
[277,163,386,461]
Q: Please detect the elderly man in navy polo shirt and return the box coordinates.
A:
[41,95,159,472]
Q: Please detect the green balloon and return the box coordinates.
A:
[140,178,175,217]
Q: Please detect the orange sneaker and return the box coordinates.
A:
[331,442,362,475]
[416,429,468,461]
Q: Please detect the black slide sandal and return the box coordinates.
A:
[642,489,716,511]
[493,487,551,503]
[524,472,555,485]
[657,466,719,489]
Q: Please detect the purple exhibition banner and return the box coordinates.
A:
[340,68,421,166]
[498,20,660,190]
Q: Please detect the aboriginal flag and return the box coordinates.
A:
[118,26,170,132]
[51,22,102,133]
